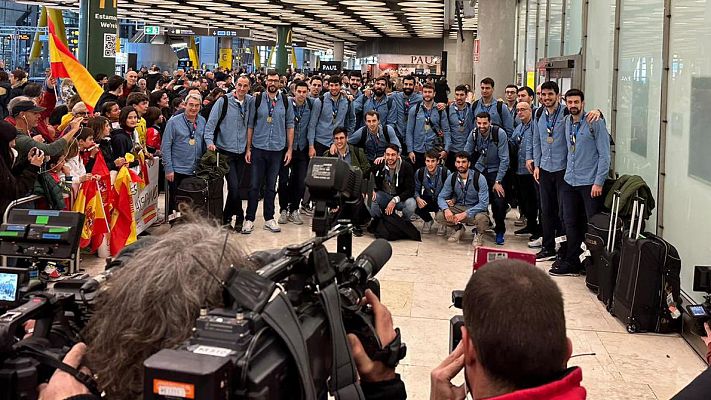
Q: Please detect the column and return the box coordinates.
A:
[443,31,475,93]
[78,0,117,76]
[275,25,292,74]
[218,37,233,69]
[333,41,344,63]
[475,0,517,97]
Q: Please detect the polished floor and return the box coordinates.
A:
[81,198,706,399]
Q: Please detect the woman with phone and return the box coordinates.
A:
[0,120,45,215]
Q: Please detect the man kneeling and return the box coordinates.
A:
[370,144,416,220]
[436,151,490,248]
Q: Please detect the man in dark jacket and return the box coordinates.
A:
[95,75,125,111]
[370,144,416,220]
[0,71,11,119]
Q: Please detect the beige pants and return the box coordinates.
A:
[435,206,490,233]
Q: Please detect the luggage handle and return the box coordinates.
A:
[608,191,621,252]
[628,198,638,239]
[628,196,645,240]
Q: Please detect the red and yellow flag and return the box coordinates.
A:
[73,180,109,251]
[92,151,112,216]
[109,166,141,256]
[47,8,103,112]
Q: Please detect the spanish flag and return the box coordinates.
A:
[73,180,109,251]
[92,151,113,216]
[47,8,103,112]
[109,166,141,256]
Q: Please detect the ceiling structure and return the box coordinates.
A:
[15,0,479,52]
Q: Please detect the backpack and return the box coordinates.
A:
[357,95,393,124]
[356,125,394,148]
[470,125,501,147]
[254,92,290,129]
[534,105,570,123]
[472,99,504,124]
[367,213,421,241]
[416,165,447,197]
[413,102,446,128]
[449,169,481,195]
[211,93,231,144]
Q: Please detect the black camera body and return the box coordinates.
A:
[449,290,465,353]
[143,158,405,400]
[686,266,711,337]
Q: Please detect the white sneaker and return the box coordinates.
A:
[448,227,463,243]
[264,219,281,232]
[436,223,447,236]
[278,210,289,224]
[528,237,542,248]
[241,220,254,234]
[288,211,304,225]
[422,220,434,234]
[472,233,483,249]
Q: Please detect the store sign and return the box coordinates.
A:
[320,61,341,73]
[378,54,441,65]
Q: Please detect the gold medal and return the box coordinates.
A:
[189,138,196,146]
[546,137,554,144]
[424,123,431,131]
[459,126,464,132]
[267,116,273,124]
[570,145,576,152]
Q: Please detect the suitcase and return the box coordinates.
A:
[612,198,682,333]
[473,247,536,270]
[584,192,623,299]
[175,176,224,222]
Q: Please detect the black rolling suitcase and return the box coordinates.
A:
[612,198,682,333]
[584,192,623,294]
[175,176,224,222]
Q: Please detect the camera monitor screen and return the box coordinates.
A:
[688,305,707,317]
[0,272,19,303]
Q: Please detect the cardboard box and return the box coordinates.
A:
[473,247,537,270]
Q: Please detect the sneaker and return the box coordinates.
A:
[410,214,419,222]
[515,215,527,227]
[495,232,505,245]
[241,220,254,234]
[515,227,532,236]
[536,249,557,261]
[448,226,463,243]
[353,227,364,237]
[548,262,582,277]
[472,232,483,248]
[234,219,244,232]
[300,203,314,216]
[436,223,447,236]
[264,219,281,232]
[422,220,434,234]
[528,237,543,248]
[278,210,289,224]
[288,211,304,225]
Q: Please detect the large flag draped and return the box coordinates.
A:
[92,151,112,216]
[109,165,143,255]
[73,180,109,251]
[47,9,103,112]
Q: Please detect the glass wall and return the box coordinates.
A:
[664,0,711,304]
[583,0,615,117]
[563,0,583,55]
[547,0,563,57]
[614,0,664,225]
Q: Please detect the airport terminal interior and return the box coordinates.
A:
[1,0,711,399]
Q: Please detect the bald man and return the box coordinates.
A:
[510,101,541,243]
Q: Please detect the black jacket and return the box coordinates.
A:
[95,92,120,112]
[373,158,414,201]
[0,158,39,216]
[0,81,11,119]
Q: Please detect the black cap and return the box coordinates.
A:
[12,100,46,116]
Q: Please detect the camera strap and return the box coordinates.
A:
[17,343,101,397]
[311,244,365,400]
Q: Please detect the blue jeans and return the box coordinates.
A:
[247,148,282,222]
[369,191,417,219]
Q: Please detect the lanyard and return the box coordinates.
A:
[372,95,387,113]
[369,128,381,145]
[267,95,278,118]
[235,100,245,126]
[183,114,196,139]
[569,120,581,150]
[331,96,340,120]
[480,101,494,115]
[457,174,470,195]
[518,122,531,144]
[422,104,434,125]
[294,101,306,125]
[545,106,561,137]
[425,169,438,193]
[454,104,469,126]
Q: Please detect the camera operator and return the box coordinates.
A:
[0,120,45,215]
[431,259,585,400]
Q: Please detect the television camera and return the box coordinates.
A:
[686,265,711,337]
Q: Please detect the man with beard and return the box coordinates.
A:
[552,89,610,276]
[444,85,475,172]
[472,77,514,136]
[414,150,450,235]
[345,71,363,100]
[277,81,312,226]
[406,83,448,170]
[204,75,253,231]
[436,151,490,248]
[531,81,602,263]
[244,70,295,234]
[511,101,541,243]
[465,112,509,245]
[391,75,422,153]
[308,75,355,157]
[354,75,396,131]
[370,144,416,221]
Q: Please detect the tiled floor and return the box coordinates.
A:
[79,200,706,399]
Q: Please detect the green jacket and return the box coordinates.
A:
[196,150,230,181]
[604,174,655,219]
[323,144,371,177]
[15,132,68,159]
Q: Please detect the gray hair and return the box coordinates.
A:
[84,218,255,399]
[7,95,32,115]
[184,92,202,104]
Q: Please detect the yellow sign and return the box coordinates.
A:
[526,71,535,90]
[219,48,232,69]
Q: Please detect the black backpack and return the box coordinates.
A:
[367,213,422,241]
[416,165,447,197]
[413,102,446,128]
[254,92,290,129]
[472,99,504,123]
[210,93,231,145]
[356,125,394,148]
[448,169,481,195]
[317,94,352,125]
